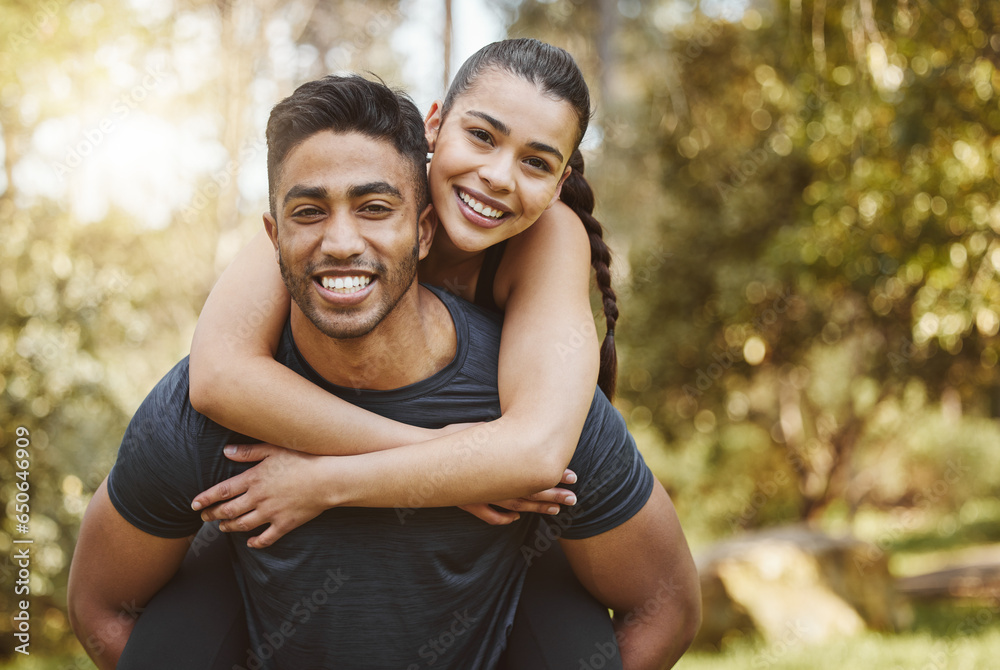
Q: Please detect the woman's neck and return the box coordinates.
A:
[419,222,487,303]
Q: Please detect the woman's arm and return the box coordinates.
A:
[188,229,436,452]
[491,200,600,479]
[193,204,600,542]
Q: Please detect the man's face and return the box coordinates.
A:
[264,130,433,339]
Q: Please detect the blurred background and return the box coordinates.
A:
[2,0,1000,667]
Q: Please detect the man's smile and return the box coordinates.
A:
[313,272,377,305]
[320,275,372,293]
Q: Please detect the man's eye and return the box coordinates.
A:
[362,204,392,214]
[293,206,324,217]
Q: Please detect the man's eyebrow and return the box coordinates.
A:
[283,182,403,207]
[467,110,565,164]
[347,181,402,200]
[283,185,328,207]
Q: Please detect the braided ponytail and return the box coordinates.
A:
[443,39,619,397]
[561,149,618,399]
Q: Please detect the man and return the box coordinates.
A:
[67,75,700,669]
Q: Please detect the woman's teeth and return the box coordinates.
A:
[321,276,371,293]
[459,191,505,219]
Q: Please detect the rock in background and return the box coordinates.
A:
[693,525,912,650]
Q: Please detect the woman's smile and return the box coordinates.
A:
[425,69,579,252]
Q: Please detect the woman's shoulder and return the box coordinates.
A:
[506,201,589,261]
[493,201,592,308]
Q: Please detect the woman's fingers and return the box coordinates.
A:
[490,498,563,516]
[218,510,265,534]
[522,487,577,506]
[191,474,250,512]
[200,491,256,522]
[191,444,276,511]
[248,523,292,549]
[222,443,277,461]
[458,503,519,525]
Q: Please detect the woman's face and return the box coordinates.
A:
[425,69,580,253]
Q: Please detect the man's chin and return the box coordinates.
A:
[307,311,381,340]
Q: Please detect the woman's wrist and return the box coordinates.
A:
[319,452,373,508]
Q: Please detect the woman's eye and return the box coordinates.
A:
[469,129,493,144]
[525,157,552,172]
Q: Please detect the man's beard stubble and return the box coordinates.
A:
[277,242,420,340]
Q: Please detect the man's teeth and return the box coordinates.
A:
[321,276,371,293]
[459,191,505,219]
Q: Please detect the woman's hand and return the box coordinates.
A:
[458,469,578,525]
[191,443,336,549]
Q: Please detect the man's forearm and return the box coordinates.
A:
[72,608,136,670]
[614,605,700,670]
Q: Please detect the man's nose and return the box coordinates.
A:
[320,212,366,259]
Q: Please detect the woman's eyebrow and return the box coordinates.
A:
[468,110,510,136]
[466,110,565,164]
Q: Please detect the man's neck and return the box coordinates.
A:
[290,284,456,391]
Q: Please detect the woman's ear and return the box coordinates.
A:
[424,101,444,151]
[546,165,572,210]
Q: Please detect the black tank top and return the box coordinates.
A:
[473,240,507,313]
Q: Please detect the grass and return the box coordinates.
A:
[0,655,93,670]
[676,601,1000,669]
[676,628,1000,670]
[675,499,1000,670]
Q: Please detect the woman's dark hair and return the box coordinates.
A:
[442,38,619,398]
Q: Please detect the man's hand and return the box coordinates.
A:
[192,443,335,548]
[459,469,578,525]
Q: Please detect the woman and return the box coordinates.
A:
[133,39,626,668]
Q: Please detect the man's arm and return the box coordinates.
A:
[67,478,190,670]
[560,481,701,670]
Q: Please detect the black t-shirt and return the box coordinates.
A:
[107,285,654,669]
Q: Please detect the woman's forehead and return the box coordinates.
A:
[450,69,580,156]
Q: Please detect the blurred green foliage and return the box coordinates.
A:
[511,0,1000,544]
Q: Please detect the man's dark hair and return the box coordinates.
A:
[266,74,429,217]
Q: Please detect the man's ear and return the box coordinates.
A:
[424,101,443,152]
[416,204,436,260]
[263,212,280,262]
[545,165,572,210]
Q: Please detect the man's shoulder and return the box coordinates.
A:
[424,283,503,336]
[424,284,503,382]
[109,356,229,538]
[129,357,195,428]
[123,356,238,456]
[580,386,627,436]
